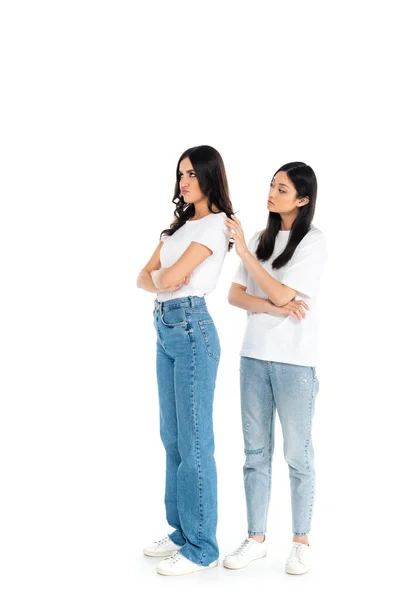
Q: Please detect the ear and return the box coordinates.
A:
[297,196,310,207]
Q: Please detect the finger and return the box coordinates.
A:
[225,228,237,238]
[225,217,242,231]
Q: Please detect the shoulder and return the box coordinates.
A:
[299,225,326,248]
[293,225,327,264]
[201,211,229,236]
[248,230,263,251]
[208,211,227,225]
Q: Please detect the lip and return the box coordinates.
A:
[268,199,274,205]
[181,189,189,194]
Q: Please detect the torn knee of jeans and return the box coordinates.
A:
[244,446,264,455]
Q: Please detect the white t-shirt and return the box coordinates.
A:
[157,211,230,301]
[233,225,327,367]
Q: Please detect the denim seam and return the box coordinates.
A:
[302,371,316,535]
[264,392,274,534]
[190,337,205,564]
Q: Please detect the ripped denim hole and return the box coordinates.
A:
[244,447,264,455]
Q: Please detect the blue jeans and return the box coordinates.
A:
[240,356,319,537]
[153,295,220,566]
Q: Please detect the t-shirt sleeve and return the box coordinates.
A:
[232,260,248,287]
[191,215,228,253]
[231,231,260,288]
[281,231,327,298]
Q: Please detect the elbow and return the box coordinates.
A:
[269,292,297,307]
[271,298,286,308]
[136,271,144,289]
[228,290,237,305]
[266,290,287,307]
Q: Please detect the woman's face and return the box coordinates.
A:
[178,157,206,204]
[268,171,308,214]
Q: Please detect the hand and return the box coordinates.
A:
[224,215,248,258]
[278,299,309,320]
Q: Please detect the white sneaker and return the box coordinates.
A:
[285,542,311,575]
[143,536,182,557]
[223,538,267,570]
[156,551,218,576]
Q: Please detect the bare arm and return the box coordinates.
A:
[228,283,277,313]
[228,283,309,320]
[225,215,298,307]
[151,241,212,289]
[240,250,298,307]
[137,242,187,293]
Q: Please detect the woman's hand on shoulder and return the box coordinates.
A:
[224,215,248,258]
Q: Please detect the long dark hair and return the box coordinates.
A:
[161,145,234,251]
[256,162,317,268]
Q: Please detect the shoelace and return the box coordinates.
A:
[155,536,170,548]
[168,551,183,564]
[289,543,306,564]
[231,539,254,556]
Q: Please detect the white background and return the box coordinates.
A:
[1,1,399,598]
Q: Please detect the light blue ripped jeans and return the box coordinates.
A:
[240,356,319,537]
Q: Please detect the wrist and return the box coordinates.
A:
[240,247,251,260]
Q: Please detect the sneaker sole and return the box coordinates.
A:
[157,559,218,576]
[143,549,180,557]
[223,552,267,570]
[285,566,310,575]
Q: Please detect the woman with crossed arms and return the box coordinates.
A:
[223,162,327,575]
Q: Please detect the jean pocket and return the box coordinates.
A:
[198,319,220,361]
[160,307,188,328]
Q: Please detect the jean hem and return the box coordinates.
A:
[248,531,265,536]
[293,531,310,536]
[179,545,219,567]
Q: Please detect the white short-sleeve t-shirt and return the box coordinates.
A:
[233,225,327,367]
[157,211,230,301]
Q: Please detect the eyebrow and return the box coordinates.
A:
[276,182,289,188]
[178,169,196,173]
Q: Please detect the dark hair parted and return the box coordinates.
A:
[161,145,234,251]
[256,162,318,268]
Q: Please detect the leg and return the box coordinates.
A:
[270,362,319,537]
[240,356,276,537]
[156,339,185,546]
[173,316,220,566]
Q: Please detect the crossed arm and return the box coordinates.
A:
[137,236,309,320]
[136,241,212,293]
[228,283,309,321]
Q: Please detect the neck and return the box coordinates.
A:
[280,212,297,231]
[193,198,211,220]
